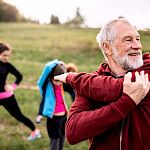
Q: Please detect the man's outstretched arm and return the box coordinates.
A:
[55,72,123,102]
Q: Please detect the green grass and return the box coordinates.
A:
[0,23,150,150]
[0,88,88,150]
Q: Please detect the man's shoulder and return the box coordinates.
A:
[139,52,150,70]
[143,52,150,59]
[96,63,109,74]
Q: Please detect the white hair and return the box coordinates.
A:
[96,18,131,58]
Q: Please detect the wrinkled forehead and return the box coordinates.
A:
[115,22,140,39]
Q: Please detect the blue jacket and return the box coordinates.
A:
[37,59,59,118]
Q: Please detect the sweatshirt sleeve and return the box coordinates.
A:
[66,93,136,144]
[8,63,23,85]
[66,72,123,103]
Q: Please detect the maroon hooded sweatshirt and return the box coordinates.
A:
[65,53,150,150]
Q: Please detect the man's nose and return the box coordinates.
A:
[131,40,142,50]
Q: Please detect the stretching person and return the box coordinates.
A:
[54,18,150,149]
[0,42,41,141]
[36,61,78,123]
[37,60,68,150]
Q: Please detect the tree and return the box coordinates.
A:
[64,7,85,28]
[0,1,20,22]
[50,14,60,24]
[0,1,38,23]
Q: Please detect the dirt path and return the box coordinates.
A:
[19,84,39,90]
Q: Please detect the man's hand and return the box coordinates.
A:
[123,71,150,105]
[54,72,71,83]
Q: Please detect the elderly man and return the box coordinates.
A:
[55,18,150,150]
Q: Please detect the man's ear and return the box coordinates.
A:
[102,41,112,56]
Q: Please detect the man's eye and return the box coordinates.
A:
[126,38,131,41]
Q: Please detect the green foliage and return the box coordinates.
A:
[64,7,85,28]
[0,23,101,85]
[0,1,20,22]
[0,1,39,23]
[50,14,60,24]
[0,23,150,150]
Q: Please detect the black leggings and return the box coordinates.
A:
[0,95,35,131]
[47,115,67,150]
[50,136,65,150]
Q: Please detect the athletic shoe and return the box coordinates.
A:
[36,115,43,124]
[27,129,41,141]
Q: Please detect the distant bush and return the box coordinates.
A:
[139,29,150,36]
[64,7,85,28]
[0,0,39,23]
[0,0,20,22]
[50,14,60,24]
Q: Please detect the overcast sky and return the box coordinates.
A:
[5,0,150,29]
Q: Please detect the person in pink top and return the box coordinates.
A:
[37,62,68,150]
[47,78,67,150]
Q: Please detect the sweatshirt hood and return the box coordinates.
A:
[97,52,150,74]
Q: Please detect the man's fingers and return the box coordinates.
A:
[135,71,141,82]
[124,72,132,83]
[144,73,149,87]
[54,74,65,82]
[54,73,70,83]
[137,71,149,89]
[140,71,145,83]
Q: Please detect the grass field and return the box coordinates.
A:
[0,23,150,150]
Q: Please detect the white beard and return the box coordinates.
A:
[112,48,143,70]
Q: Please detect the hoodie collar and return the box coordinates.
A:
[97,52,150,78]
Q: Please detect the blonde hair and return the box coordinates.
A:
[66,63,78,72]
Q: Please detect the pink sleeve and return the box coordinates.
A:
[0,91,13,99]
[12,83,17,90]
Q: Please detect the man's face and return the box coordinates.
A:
[111,22,143,70]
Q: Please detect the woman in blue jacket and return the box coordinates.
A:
[37,60,68,150]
